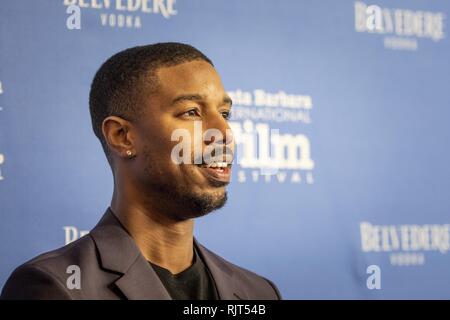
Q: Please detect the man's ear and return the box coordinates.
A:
[101,116,136,159]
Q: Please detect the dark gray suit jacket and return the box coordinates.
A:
[1,208,281,300]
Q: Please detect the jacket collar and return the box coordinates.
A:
[90,207,246,300]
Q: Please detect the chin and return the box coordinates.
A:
[173,189,228,221]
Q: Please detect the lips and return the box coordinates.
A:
[195,163,232,185]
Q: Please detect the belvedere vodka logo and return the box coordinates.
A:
[360,222,450,266]
[63,0,177,29]
[354,1,446,51]
[227,89,314,185]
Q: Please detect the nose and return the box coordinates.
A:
[203,112,235,160]
[204,110,233,143]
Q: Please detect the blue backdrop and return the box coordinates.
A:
[1,0,450,299]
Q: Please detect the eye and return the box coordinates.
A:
[181,109,201,118]
[221,110,232,120]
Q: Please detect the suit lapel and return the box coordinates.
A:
[114,254,171,300]
[194,239,248,300]
[90,208,171,300]
[91,208,245,300]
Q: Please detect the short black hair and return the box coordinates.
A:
[89,42,214,166]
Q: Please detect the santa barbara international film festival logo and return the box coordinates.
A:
[226,89,314,185]
[360,222,450,267]
[354,1,446,51]
[64,0,177,30]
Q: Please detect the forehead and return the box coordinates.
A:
[155,60,225,98]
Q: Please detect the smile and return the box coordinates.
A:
[195,162,232,184]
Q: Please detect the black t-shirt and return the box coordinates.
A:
[149,245,219,300]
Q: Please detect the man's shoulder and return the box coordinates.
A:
[19,233,96,273]
[197,243,282,300]
[1,234,96,300]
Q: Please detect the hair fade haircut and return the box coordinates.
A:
[89,42,214,166]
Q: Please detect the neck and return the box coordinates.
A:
[110,183,195,275]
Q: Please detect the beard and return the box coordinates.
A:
[158,183,228,221]
[141,147,228,221]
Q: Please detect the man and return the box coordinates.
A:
[1,43,281,300]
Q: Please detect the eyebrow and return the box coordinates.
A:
[172,94,233,107]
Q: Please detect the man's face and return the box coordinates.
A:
[131,60,234,220]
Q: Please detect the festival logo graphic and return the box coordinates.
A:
[227,89,314,185]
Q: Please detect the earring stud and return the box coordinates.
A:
[126,150,134,158]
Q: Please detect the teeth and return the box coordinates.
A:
[206,162,228,168]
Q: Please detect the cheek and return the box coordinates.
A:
[138,114,200,168]
[166,124,198,162]
[139,119,177,158]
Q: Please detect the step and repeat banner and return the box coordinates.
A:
[1,0,450,299]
